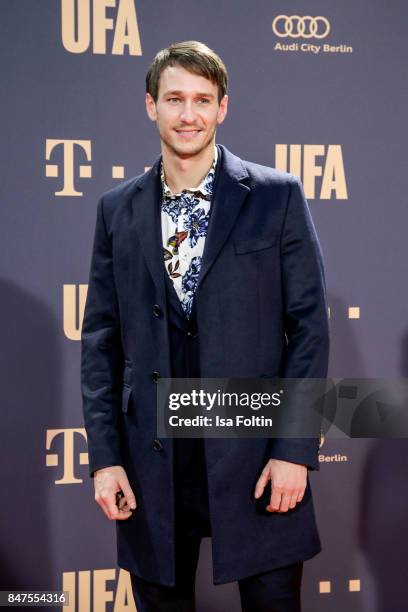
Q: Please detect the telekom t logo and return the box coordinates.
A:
[46,428,89,484]
[45,139,92,196]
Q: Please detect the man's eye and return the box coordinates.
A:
[168,98,180,103]
[198,98,210,104]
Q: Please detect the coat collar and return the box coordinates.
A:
[131,144,251,299]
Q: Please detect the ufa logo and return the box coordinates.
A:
[61,0,142,55]
[63,569,135,611]
[275,144,348,200]
[272,15,330,39]
[63,284,88,340]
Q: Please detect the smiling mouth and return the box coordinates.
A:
[174,129,202,140]
[175,129,202,133]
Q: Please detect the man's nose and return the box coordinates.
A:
[179,101,197,123]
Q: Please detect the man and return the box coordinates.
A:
[81,40,329,611]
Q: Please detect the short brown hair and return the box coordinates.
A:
[146,40,228,104]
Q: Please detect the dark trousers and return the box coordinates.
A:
[130,439,303,612]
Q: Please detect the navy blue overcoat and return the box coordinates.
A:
[81,143,330,586]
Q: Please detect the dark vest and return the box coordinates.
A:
[163,269,200,378]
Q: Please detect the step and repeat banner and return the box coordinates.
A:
[1,1,408,611]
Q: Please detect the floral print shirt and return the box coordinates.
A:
[160,145,218,317]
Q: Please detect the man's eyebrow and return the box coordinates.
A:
[163,90,215,99]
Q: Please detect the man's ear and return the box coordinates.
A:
[145,93,157,122]
[217,94,228,125]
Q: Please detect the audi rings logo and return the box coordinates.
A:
[272,15,331,39]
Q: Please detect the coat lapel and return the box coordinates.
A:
[197,144,251,289]
[131,154,166,301]
[130,144,251,296]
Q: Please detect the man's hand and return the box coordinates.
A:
[254,459,307,513]
[94,465,137,520]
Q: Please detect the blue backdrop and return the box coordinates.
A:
[1,1,407,610]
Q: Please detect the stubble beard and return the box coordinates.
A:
[159,123,217,160]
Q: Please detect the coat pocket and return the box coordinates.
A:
[121,384,132,414]
[123,361,132,384]
[122,361,133,413]
[234,235,279,255]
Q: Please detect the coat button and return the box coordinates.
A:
[152,370,160,382]
[152,439,163,451]
[153,304,162,318]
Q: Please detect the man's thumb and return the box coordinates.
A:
[120,478,137,510]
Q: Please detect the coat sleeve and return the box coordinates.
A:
[81,196,124,478]
[270,176,330,471]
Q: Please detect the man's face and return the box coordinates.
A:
[145,64,228,158]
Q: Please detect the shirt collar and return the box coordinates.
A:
[160,144,218,199]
